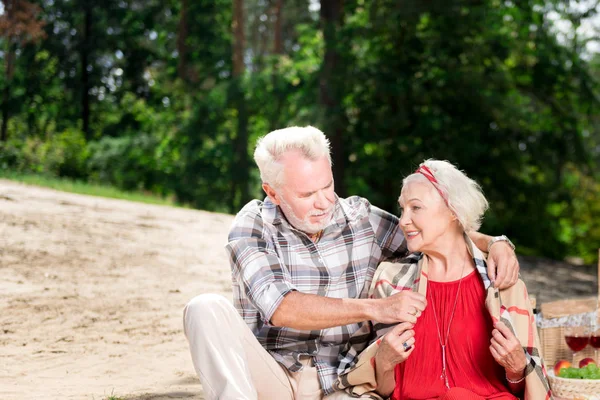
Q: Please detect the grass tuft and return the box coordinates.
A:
[0,171,184,208]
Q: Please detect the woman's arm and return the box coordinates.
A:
[373,322,415,397]
[489,320,528,394]
[505,369,526,393]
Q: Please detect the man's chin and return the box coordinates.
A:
[296,221,328,235]
[307,220,333,234]
[289,210,334,235]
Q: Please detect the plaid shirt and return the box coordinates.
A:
[226,195,406,394]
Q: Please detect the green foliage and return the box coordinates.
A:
[87,134,166,193]
[1,129,88,178]
[1,0,599,262]
[335,0,600,261]
[175,82,234,212]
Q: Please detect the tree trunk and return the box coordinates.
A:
[0,0,45,141]
[231,0,250,211]
[1,46,13,142]
[232,0,245,77]
[268,0,284,130]
[0,0,16,142]
[319,0,346,196]
[177,0,189,80]
[81,3,92,140]
[273,0,283,54]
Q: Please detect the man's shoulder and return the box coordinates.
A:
[339,195,396,224]
[340,195,368,208]
[236,199,265,218]
[339,195,373,219]
[229,198,281,242]
[228,199,275,241]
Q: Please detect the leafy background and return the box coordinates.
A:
[0,0,598,262]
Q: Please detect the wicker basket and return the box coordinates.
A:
[548,371,600,399]
[540,250,600,399]
[539,296,597,368]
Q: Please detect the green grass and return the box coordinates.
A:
[0,171,183,207]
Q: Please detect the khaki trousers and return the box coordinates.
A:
[183,294,355,400]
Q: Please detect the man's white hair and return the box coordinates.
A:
[403,159,489,232]
[253,126,332,188]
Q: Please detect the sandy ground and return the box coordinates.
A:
[1,179,233,400]
[0,179,596,400]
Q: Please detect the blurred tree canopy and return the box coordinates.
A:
[0,0,599,262]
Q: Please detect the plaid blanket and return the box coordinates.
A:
[334,236,552,399]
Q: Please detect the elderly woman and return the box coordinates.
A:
[335,160,551,400]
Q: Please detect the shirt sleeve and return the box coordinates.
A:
[226,209,297,324]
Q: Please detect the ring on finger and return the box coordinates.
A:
[402,341,412,351]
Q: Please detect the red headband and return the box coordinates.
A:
[415,165,449,205]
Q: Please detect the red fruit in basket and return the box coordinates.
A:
[553,360,572,375]
[579,357,596,368]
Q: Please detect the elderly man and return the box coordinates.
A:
[183,126,519,400]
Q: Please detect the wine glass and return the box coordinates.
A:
[591,311,600,360]
[590,328,600,361]
[565,325,590,364]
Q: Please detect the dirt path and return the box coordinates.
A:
[1,180,233,400]
[1,179,596,400]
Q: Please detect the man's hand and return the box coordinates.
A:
[487,242,519,289]
[373,291,427,325]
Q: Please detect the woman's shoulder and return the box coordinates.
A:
[381,252,423,267]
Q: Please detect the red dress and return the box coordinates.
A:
[391,270,519,400]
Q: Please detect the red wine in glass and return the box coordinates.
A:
[590,331,600,360]
[565,336,589,352]
[565,325,591,364]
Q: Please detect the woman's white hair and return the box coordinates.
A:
[253,126,332,188]
[403,159,489,232]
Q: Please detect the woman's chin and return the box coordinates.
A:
[407,244,422,253]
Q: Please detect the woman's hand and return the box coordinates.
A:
[489,321,527,380]
[374,322,415,396]
[376,322,416,369]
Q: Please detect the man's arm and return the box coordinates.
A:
[228,227,426,331]
[271,290,426,330]
[468,231,519,289]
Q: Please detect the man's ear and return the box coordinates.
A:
[262,183,280,205]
